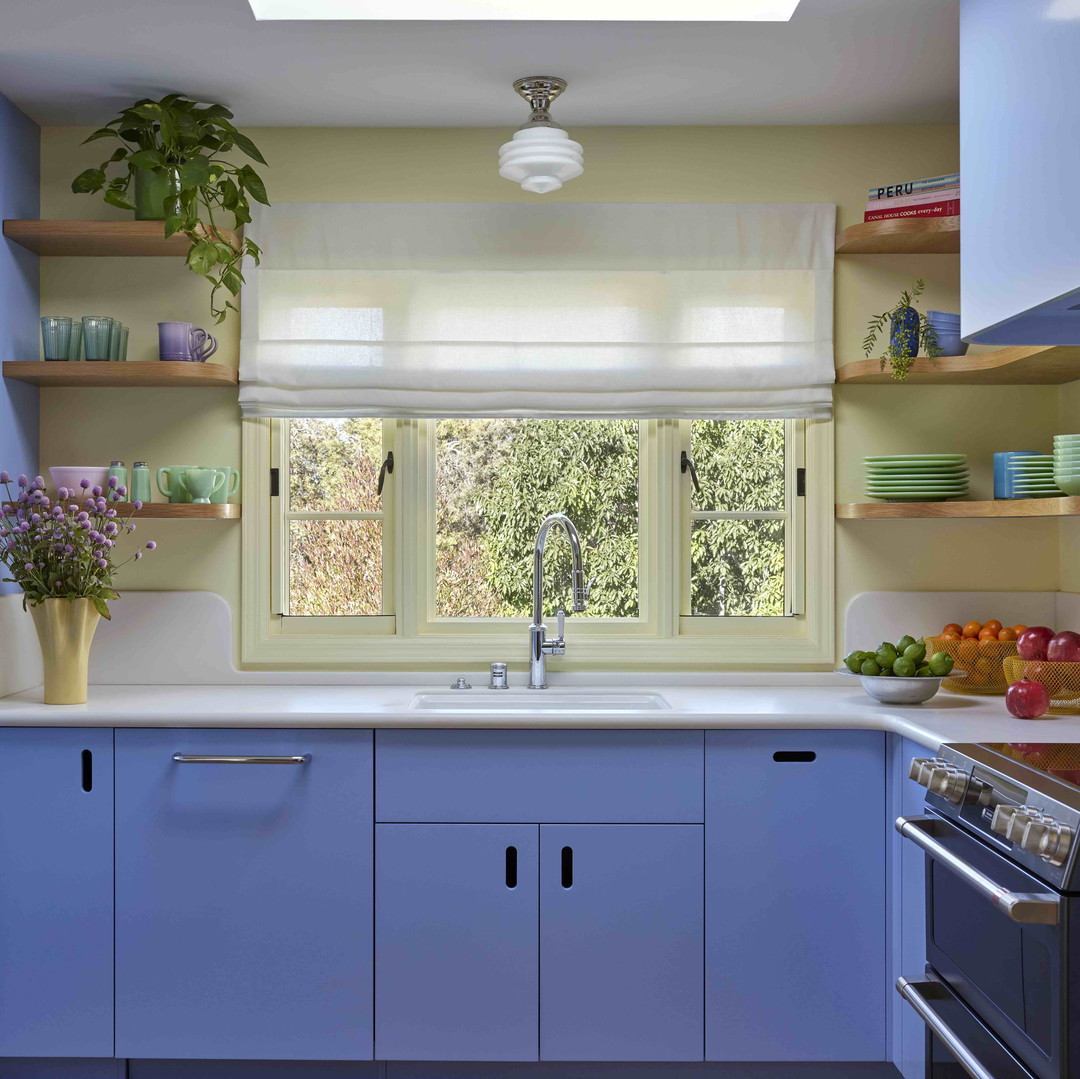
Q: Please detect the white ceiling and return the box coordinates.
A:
[0,0,958,127]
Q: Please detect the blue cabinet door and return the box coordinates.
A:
[891,736,930,1079]
[539,825,704,1062]
[115,729,373,1061]
[376,824,539,1061]
[0,728,114,1058]
[705,731,887,1062]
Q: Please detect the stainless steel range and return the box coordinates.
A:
[899,743,1080,1079]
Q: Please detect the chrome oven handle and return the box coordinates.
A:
[172,754,310,764]
[896,978,997,1079]
[896,815,1060,925]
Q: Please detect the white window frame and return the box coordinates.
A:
[241,417,834,669]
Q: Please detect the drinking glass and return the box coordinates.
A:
[41,317,73,361]
[67,321,83,361]
[82,316,114,362]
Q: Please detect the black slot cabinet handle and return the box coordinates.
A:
[561,846,573,889]
[81,749,93,792]
[505,846,518,889]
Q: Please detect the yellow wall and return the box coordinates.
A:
[37,123,1064,664]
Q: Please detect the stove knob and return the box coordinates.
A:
[928,766,968,804]
[1023,819,1074,863]
[991,804,1019,838]
[1004,806,1043,844]
[909,757,933,783]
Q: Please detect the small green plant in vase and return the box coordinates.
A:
[862,279,943,382]
[70,94,268,323]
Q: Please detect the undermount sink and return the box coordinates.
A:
[410,691,671,713]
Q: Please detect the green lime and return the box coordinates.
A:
[904,642,927,665]
[928,652,955,676]
[860,658,882,677]
[893,656,916,678]
[875,647,898,668]
[896,635,917,653]
[844,651,865,674]
[916,665,934,677]
[878,666,894,677]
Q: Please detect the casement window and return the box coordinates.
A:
[242,416,832,668]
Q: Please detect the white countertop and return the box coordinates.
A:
[3,679,1080,750]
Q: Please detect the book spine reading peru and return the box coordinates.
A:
[864,173,960,223]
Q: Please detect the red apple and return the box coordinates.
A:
[1048,631,1080,663]
[1006,679,1051,719]
[1017,626,1055,661]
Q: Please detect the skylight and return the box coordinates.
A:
[247,0,800,20]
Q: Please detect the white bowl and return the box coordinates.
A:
[836,668,954,705]
[48,466,110,496]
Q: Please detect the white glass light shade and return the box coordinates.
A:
[498,126,584,195]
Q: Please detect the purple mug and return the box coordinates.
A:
[158,321,219,363]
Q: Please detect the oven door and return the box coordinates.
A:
[897,813,1064,1079]
[898,975,1038,1079]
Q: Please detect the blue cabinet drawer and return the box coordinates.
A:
[375,730,704,823]
[705,730,887,1062]
[115,728,374,1061]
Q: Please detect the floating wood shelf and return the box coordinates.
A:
[835,215,960,255]
[2,219,240,257]
[835,345,1080,385]
[112,503,241,520]
[3,360,238,388]
[837,498,1080,520]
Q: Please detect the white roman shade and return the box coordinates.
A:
[239,202,835,419]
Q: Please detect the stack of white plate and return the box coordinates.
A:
[1054,435,1080,496]
[1009,454,1062,499]
[864,454,969,501]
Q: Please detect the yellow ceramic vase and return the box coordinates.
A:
[29,598,101,705]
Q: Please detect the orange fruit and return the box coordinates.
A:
[959,639,979,662]
[1012,624,1028,635]
[979,627,1000,642]
[941,630,962,641]
[997,627,1017,642]
[963,621,983,639]
[943,623,963,636]
[983,619,1003,634]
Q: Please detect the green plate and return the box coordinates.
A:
[867,488,969,495]
[866,471,969,480]
[867,493,963,502]
[864,455,967,464]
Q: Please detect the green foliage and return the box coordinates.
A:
[70,94,267,323]
[862,278,944,382]
[286,419,787,622]
[688,420,785,616]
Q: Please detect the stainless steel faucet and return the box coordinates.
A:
[528,513,588,689]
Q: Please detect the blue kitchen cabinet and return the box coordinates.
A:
[376,824,540,1061]
[0,728,114,1058]
[705,731,887,1061]
[890,736,930,1079]
[539,825,704,1061]
[115,728,374,1061]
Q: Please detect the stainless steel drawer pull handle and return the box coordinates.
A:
[172,754,310,765]
[896,815,1060,925]
[896,978,996,1079]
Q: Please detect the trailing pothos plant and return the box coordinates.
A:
[862,278,943,382]
[71,94,268,323]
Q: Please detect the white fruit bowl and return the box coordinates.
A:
[836,668,960,705]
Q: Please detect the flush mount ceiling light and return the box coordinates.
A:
[498,77,583,195]
[248,0,798,19]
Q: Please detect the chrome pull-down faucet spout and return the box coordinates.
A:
[528,513,587,689]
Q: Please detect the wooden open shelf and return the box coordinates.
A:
[835,345,1080,385]
[112,503,240,520]
[3,360,238,388]
[837,497,1080,520]
[835,215,960,255]
[3,219,240,257]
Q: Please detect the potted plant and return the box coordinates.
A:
[0,473,157,704]
[70,94,268,323]
[861,279,943,382]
